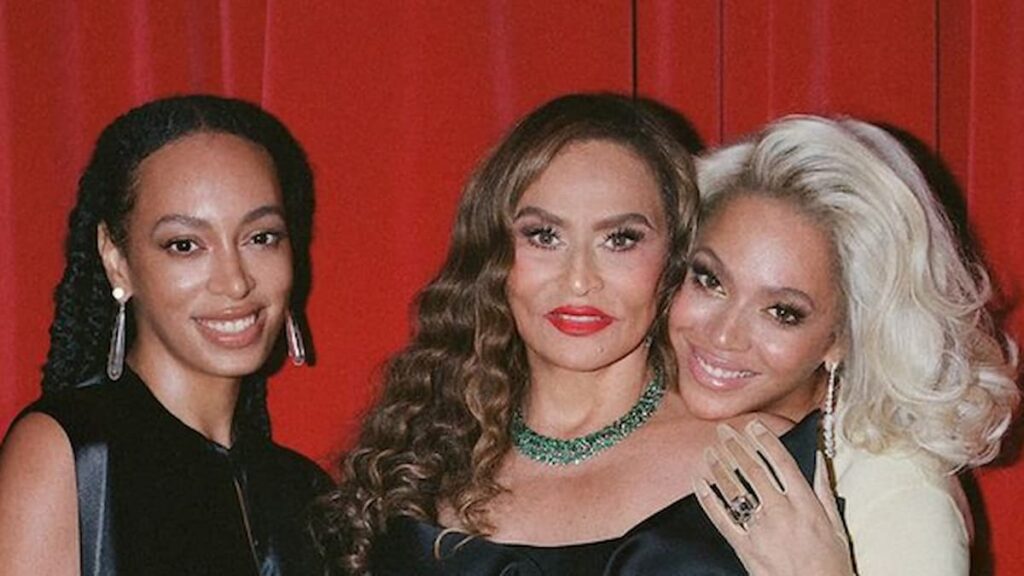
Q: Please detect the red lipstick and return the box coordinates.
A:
[544,306,614,336]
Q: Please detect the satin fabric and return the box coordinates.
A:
[372,413,819,576]
[22,368,331,576]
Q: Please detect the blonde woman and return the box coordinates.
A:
[676,115,1018,575]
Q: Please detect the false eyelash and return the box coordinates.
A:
[520,224,560,249]
[689,261,721,290]
[768,303,808,326]
[250,228,288,246]
[161,238,200,254]
[605,227,645,246]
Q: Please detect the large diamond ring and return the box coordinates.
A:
[726,493,760,527]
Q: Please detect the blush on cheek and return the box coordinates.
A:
[668,292,706,336]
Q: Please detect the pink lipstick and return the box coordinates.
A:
[544,306,614,336]
[687,347,758,392]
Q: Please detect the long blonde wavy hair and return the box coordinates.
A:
[697,115,1019,472]
[318,93,698,575]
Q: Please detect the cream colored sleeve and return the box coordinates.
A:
[835,447,970,576]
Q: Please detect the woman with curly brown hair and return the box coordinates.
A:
[319,93,827,575]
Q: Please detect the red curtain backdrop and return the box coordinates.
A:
[1,1,1021,573]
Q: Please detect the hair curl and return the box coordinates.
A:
[42,94,315,437]
[319,93,698,574]
[697,115,1019,471]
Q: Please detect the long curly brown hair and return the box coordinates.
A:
[318,93,698,575]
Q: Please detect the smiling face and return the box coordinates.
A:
[670,193,844,421]
[506,140,669,376]
[100,132,293,385]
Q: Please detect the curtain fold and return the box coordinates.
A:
[0,0,15,416]
[2,1,1022,571]
[939,3,1024,572]
[257,1,633,452]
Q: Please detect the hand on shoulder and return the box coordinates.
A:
[722,411,795,436]
[693,417,854,576]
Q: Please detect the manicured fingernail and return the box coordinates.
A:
[716,423,738,440]
[747,419,769,436]
[704,446,720,467]
[693,477,711,497]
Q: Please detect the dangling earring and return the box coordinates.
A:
[285,312,306,366]
[107,287,128,381]
[823,362,840,459]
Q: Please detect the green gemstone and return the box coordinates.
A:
[511,369,666,466]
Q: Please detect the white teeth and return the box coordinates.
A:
[199,314,256,334]
[696,354,753,379]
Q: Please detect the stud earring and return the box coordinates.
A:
[285,312,306,366]
[107,287,128,381]
[823,362,840,459]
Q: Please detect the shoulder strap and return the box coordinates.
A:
[75,440,117,576]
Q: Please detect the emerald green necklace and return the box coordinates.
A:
[511,369,666,466]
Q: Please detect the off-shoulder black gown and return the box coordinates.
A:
[370,413,819,575]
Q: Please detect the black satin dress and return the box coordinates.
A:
[22,368,332,576]
[372,413,819,575]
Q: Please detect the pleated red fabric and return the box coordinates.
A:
[2,1,1021,572]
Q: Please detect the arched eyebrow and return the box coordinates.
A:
[512,206,655,230]
[594,212,656,231]
[152,204,285,231]
[763,286,817,312]
[691,247,818,312]
[241,205,286,225]
[152,213,208,231]
[512,205,562,225]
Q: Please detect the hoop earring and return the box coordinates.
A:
[107,287,128,381]
[823,362,840,459]
[286,312,306,366]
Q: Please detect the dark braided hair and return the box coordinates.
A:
[41,94,315,437]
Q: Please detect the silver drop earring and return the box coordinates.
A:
[107,287,127,380]
[823,362,840,459]
[286,312,306,366]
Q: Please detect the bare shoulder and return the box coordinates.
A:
[1,412,76,481]
[0,412,80,575]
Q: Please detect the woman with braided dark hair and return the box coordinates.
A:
[0,94,330,576]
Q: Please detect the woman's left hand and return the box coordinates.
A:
[693,419,855,576]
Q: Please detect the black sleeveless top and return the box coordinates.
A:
[371,413,820,575]
[21,368,332,576]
